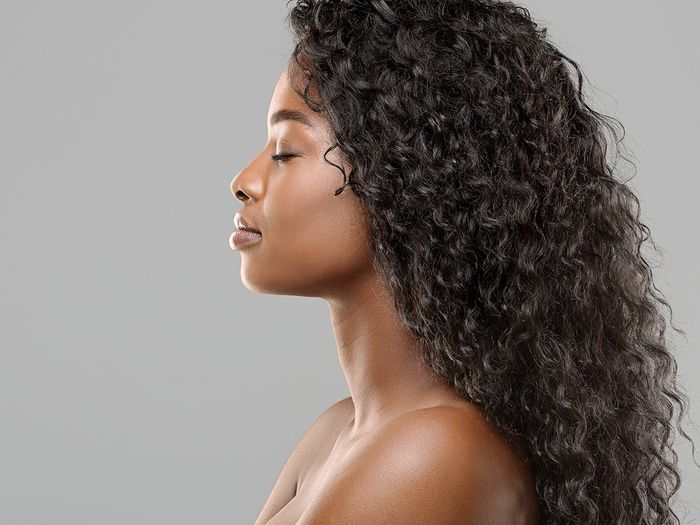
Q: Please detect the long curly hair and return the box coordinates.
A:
[283,0,697,522]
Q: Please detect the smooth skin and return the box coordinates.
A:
[230,64,539,525]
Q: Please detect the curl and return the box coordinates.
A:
[284,0,698,522]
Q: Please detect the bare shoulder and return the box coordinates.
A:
[252,396,354,525]
[409,405,539,522]
[297,404,539,525]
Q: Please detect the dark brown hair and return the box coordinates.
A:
[284,0,697,522]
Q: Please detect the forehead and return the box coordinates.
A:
[266,67,323,131]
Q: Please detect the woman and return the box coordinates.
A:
[231,1,695,523]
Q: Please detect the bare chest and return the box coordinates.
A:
[264,426,363,524]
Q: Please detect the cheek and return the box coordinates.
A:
[251,170,371,290]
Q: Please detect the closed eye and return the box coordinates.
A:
[271,153,298,163]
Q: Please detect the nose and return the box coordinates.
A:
[230,173,250,202]
[230,153,265,203]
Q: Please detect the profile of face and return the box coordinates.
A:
[230,65,373,298]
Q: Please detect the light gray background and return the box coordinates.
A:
[1,2,697,524]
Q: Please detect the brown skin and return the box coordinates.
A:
[231,66,539,525]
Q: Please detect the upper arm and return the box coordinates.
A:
[253,396,354,525]
[296,408,537,525]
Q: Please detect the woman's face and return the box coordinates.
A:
[230,65,372,297]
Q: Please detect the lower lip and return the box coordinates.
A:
[230,229,262,249]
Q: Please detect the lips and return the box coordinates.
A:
[234,212,261,234]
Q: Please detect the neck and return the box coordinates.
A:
[323,269,456,436]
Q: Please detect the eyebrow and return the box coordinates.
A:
[269,108,314,129]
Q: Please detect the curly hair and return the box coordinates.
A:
[283,0,697,522]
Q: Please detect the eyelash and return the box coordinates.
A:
[271,153,297,163]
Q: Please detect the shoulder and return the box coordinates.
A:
[297,405,539,525]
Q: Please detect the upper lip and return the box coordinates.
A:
[234,212,261,234]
